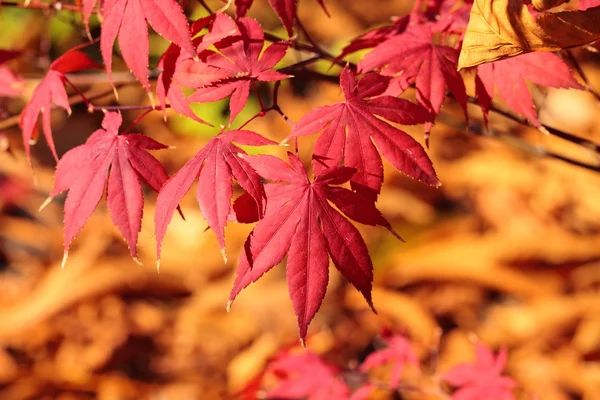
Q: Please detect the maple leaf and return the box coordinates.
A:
[100,0,196,94]
[76,0,98,37]
[228,0,329,36]
[186,17,290,124]
[0,50,23,98]
[156,13,239,123]
[359,23,468,119]
[44,111,171,265]
[475,52,583,126]
[19,45,100,164]
[0,66,23,98]
[359,333,420,389]
[338,15,410,61]
[458,0,600,69]
[441,342,516,400]
[154,129,276,266]
[265,351,349,400]
[288,66,438,201]
[228,152,401,339]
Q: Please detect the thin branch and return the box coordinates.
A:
[264,31,353,69]
[0,0,81,12]
[436,111,600,174]
[563,49,600,103]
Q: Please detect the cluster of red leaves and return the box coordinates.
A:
[341,0,583,131]
[9,0,586,340]
[250,336,516,400]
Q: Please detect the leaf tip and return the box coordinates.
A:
[133,256,143,266]
[156,260,161,273]
[221,247,228,264]
[148,92,157,109]
[39,196,53,212]
[299,337,306,348]
[61,251,69,268]
[226,300,233,313]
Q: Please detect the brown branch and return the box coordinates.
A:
[0,0,81,12]
[563,49,600,103]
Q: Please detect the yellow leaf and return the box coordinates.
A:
[458,0,600,69]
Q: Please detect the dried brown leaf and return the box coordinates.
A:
[458,0,600,68]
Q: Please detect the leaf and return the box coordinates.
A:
[359,334,419,389]
[229,0,329,36]
[47,111,171,265]
[154,129,275,264]
[19,45,100,164]
[359,23,468,119]
[458,0,600,69]
[229,153,400,340]
[265,351,349,400]
[100,0,196,93]
[76,0,98,36]
[0,66,23,98]
[338,15,411,61]
[441,342,516,400]
[289,66,438,201]
[475,52,583,126]
[186,18,290,123]
[156,13,239,122]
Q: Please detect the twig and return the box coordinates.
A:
[436,111,600,174]
[0,0,80,12]
[563,49,600,103]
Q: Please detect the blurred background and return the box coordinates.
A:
[1,0,600,398]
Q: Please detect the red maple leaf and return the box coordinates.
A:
[100,0,196,93]
[154,129,276,266]
[228,152,400,339]
[265,351,349,400]
[358,23,468,118]
[338,15,410,61]
[0,66,23,98]
[44,111,171,265]
[288,66,438,201]
[186,17,290,124]
[156,13,239,123]
[228,0,329,36]
[0,50,23,98]
[19,45,100,163]
[359,333,420,389]
[475,52,583,126]
[76,0,99,37]
[441,342,516,400]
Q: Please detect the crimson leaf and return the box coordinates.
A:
[0,50,22,98]
[265,351,349,399]
[45,111,171,265]
[441,342,516,400]
[154,129,276,266]
[230,0,329,36]
[186,17,290,123]
[475,52,583,127]
[100,0,196,93]
[359,333,419,389]
[229,152,400,340]
[156,13,239,123]
[359,23,468,119]
[289,66,438,201]
[19,44,100,164]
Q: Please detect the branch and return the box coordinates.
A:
[436,111,600,173]
[0,0,81,12]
